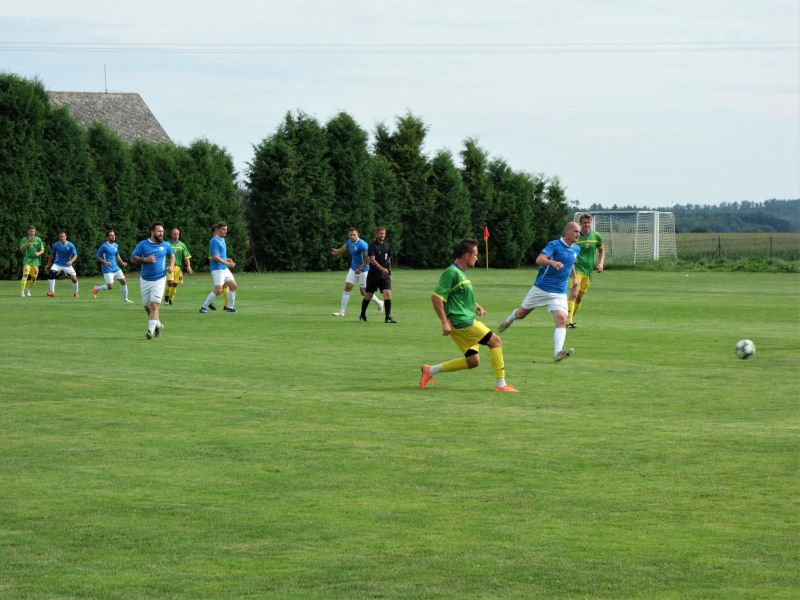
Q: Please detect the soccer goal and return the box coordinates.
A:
[576,211,677,265]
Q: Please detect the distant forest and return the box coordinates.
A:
[582,199,800,233]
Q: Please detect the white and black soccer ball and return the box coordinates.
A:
[735,339,755,360]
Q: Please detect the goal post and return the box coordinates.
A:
[574,211,677,265]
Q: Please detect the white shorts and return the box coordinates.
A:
[345,268,368,288]
[103,270,127,285]
[211,268,235,287]
[521,285,568,314]
[50,264,77,278]
[140,277,166,305]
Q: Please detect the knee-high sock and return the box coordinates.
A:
[340,291,351,314]
[202,291,217,309]
[96,284,110,293]
[431,357,469,375]
[19,275,27,293]
[227,290,236,308]
[48,278,55,293]
[360,298,370,317]
[120,284,129,300]
[554,327,567,355]
[384,299,392,317]
[568,300,576,322]
[572,298,583,318]
[72,281,79,294]
[370,294,382,306]
[489,346,506,382]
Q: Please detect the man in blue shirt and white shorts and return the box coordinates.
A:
[92,229,134,303]
[497,221,581,362]
[330,227,383,318]
[199,222,238,313]
[130,222,174,339]
[44,231,79,298]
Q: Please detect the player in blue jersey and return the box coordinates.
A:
[497,221,581,362]
[330,227,383,318]
[43,231,79,298]
[92,229,134,303]
[130,222,175,339]
[199,222,238,313]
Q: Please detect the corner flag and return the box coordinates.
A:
[483,226,490,269]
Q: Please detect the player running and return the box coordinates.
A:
[420,238,518,393]
[130,222,174,339]
[18,225,45,297]
[199,222,237,313]
[497,221,581,362]
[92,229,134,303]
[567,213,605,328]
[44,231,79,298]
[164,227,193,305]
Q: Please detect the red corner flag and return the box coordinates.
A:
[483,226,490,269]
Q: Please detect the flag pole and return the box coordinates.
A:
[483,225,490,270]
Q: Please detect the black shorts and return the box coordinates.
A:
[365,276,391,294]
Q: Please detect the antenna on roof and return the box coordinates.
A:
[104,63,108,93]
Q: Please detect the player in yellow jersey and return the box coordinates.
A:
[164,227,193,305]
[19,225,45,297]
[568,213,605,328]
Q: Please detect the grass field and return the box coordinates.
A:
[2,269,798,599]
[676,232,800,260]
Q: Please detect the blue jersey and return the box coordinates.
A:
[347,238,370,271]
[131,239,173,281]
[209,236,228,271]
[96,242,121,273]
[50,241,77,267]
[534,238,580,293]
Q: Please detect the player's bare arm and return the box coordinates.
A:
[330,243,346,256]
[475,303,487,317]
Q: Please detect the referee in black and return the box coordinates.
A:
[360,226,397,323]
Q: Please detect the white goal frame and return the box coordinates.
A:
[574,211,677,265]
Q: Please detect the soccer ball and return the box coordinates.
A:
[735,339,755,360]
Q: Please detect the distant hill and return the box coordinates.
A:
[582,199,800,233]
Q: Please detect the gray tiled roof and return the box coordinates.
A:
[48,91,172,144]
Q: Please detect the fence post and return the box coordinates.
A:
[770,237,773,258]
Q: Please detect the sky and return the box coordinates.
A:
[1,0,798,208]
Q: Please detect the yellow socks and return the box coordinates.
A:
[489,346,505,379]
[440,357,469,373]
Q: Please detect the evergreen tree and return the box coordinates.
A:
[0,74,50,277]
[460,138,493,239]
[325,112,374,241]
[428,150,471,266]
[374,113,432,267]
[486,159,534,268]
[370,154,403,258]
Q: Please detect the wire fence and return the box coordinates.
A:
[676,233,800,260]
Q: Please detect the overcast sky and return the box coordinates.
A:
[2,0,798,207]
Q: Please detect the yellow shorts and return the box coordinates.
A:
[22,264,39,280]
[449,320,492,354]
[569,273,591,294]
[166,266,184,285]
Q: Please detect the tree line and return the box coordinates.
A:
[2,73,573,278]
[584,200,800,233]
[246,111,572,270]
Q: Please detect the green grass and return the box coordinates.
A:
[2,269,798,599]
[677,232,800,260]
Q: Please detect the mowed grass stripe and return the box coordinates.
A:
[1,269,798,598]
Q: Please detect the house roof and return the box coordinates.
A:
[48,91,172,144]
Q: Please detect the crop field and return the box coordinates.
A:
[676,232,800,260]
[1,269,798,598]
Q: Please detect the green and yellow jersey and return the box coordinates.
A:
[19,236,45,266]
[169,240,191,269]
[574,231,603,276]
[433,263,476,329]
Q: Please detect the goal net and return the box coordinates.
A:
[575,211,677,265]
